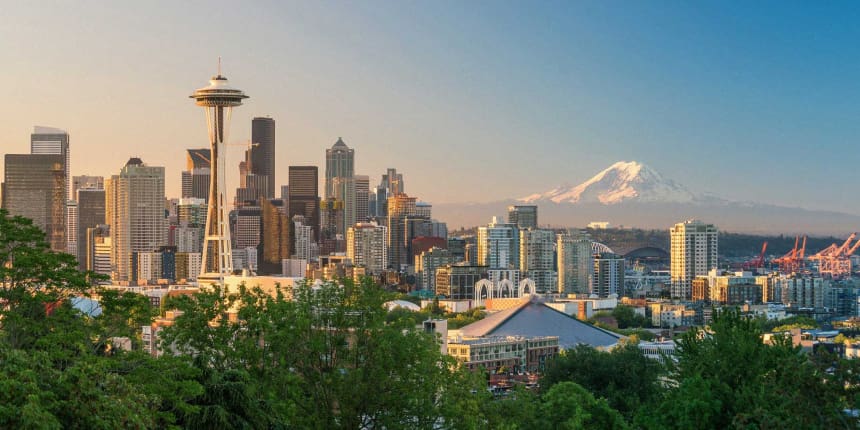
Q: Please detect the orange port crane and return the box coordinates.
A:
[742,242,768,271]
[773,236,806,274]
[811,233,859,278]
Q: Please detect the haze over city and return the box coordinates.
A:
[3,1,860,219]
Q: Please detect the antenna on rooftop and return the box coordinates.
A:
[217,56,222,76]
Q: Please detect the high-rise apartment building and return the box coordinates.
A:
[233,206,262,250]
[288,166,320,242]
[477,217,519,270]
[108,158,166,282]
[2,153,66,251]
[251,117,275,199]
[66,200,78,256]
[557,231,593,295]
[593,253,625,298]
[416,247,453,290]
[292,215,315,262]
[386,194,417,270]
[346,222,388,274]
[519,229,556,293]
[670,219,718,300]
[508,205,538,229]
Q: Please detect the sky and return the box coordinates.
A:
[2,1,860,213]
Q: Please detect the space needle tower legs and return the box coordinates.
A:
[190,62,248,285]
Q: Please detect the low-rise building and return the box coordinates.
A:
[446,335,559,373]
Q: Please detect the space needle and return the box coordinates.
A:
[190,61,248,284]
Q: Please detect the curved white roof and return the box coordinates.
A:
[384,300,421,312]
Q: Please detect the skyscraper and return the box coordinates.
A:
[251,117,276,199]
[347,222,388,274]
[519,228,556,293]
[288,166,320,242]
[108,158,166,282]
[557,230,593,295]
[72,175,104,200]
[386,194,417,270]
[325,138,355,235]
[2,154,66,251]
[670,219,718,300]
[259,199,290,275]
[325,137,354,198]
[477,216,519,270]
[182,148,211,201]
[355,175,370,223]
[593,253,625,298]
[31,126,69,201]
[77,188,106,270]
[190,66,248,283]
[508,205,538,229]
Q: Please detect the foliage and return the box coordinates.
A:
[612,305,650,328]
[756,315,819,332]
[637,308,851,429]
[542,343,664,419]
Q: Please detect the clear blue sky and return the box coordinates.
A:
[2,1,859,213]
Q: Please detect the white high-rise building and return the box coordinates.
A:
[519,229,556,293]
[557,231,592,295]
[347,222,387,274]
[477,217,519,270]
[108,158,166,282]
[293,215,315,262]
[670,219,718,300]
[66,200,78,257]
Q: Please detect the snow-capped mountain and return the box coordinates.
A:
[520,161,698,205]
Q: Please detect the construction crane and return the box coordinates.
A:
[742,241,768,271]
[811,233,858,278]
[773,236,806,274]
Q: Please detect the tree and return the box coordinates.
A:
[537,382,628,430]
[542,343,663,419]
[638,308,851,429]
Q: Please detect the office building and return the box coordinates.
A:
[447,238,466,263]
[108,158,166,282]
[250,117,275,199]
[30,126,69,200]
[331,176,356,235]
[77,188,106,269]
[386,194,417,270]
[520,229,556,293]
[508,205,538,229]
[346,222,388,274]
[181,149,210,201]
[593,253,625,298]
[86,225,111,276]
[670,219,718,300]
[435,264,488,300]
[381,168,404,195]
[325,137,354,198]
[477,217,519,270]
[288,166,320,241]
[259,199,291,275]
[319,198,345,255]
[557,231,593,295]
[72,175,104,199]
[2,153,66,251]
[233,206,262,250]
[355,175,370,222]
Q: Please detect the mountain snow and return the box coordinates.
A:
[520,161,698,205]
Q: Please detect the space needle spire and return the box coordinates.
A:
[190,63,248,285]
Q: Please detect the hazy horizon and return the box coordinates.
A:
[3,1,860,217]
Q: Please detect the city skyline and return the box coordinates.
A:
[3,2,860,217]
